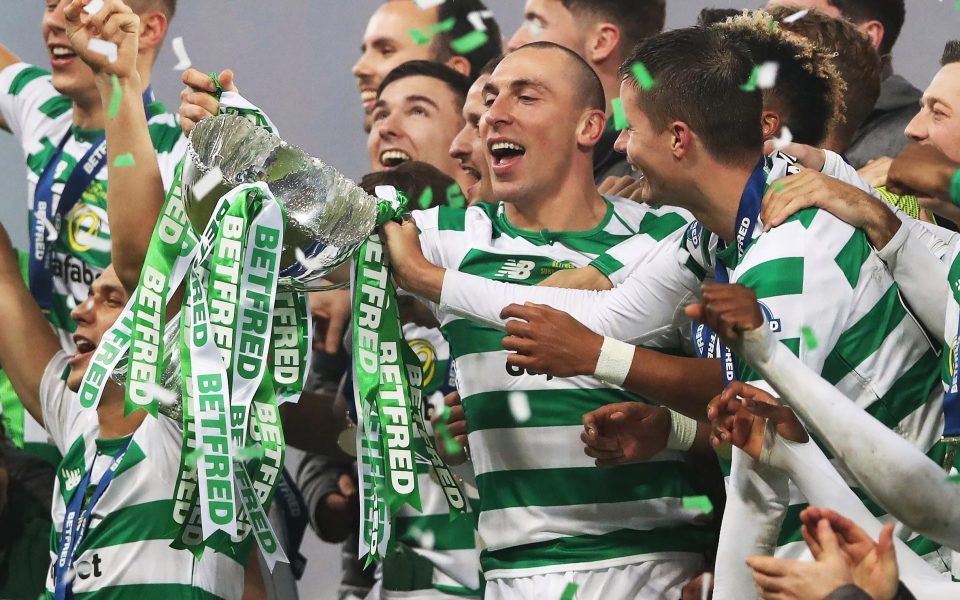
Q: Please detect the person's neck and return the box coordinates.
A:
[96,382,146,439]
[682,159,759,244]
[504,169,607,232]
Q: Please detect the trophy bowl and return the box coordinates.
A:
[182,114,380,290]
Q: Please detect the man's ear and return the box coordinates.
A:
[137,10,169,55]
[577,109,607,148]
[761,110,782,142]
[586,22,620,65]
[670,121,693,160]
[445,56,472,77]
[857,20,885,52]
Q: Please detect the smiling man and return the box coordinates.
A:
[449,56,502,204]
[367,60,474,194]
[353,0,502,131]
[383,42,710,599]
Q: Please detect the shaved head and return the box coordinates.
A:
[513,41,605,111]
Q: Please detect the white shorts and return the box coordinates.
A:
[484,558,702,600]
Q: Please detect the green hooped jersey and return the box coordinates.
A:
[412,199,715,580]
[683,172,947,565]
[0,62,187,352]
[40,352,245,599]
[384,323,481,598]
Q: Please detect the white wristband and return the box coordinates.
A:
[593,337,634,386]
[666,410,698,451]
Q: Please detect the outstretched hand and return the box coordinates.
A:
[580,402,670,467]
[707,381,807,460]
[64,0,140,80]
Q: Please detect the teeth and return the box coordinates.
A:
[360,90,377,102]
[51,47,75,57]
[491,142,524,152]
[380,150,411,163]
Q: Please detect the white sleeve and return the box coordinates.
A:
[738,324,960,550]
[821,150,881,198]
[38,351,77,454]
[761,433,960,593]
[713,449,790,600]
[875,220,950,340]
[439,240,699,345]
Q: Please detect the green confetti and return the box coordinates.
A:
[450,30,489,54]
[236,445,265,461]
[428,16,457,33]
[108,73,121,118]
[113,153,135,167]
[767,17,777,31]
[611,97,629,131]
[409,28,433,45]
[435,403,463,456]
[560,583,579,600]
[630,62,656,91]
[446,183,466,209]
[417,187,434,209]
[683,495,714,512]
[184,447,205,469]
[801,326,819,350]
[948,473,960,483]
[773,181,786,193]
[740,65,761,92]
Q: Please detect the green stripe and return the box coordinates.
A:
[821,285,906,385]
[476,461,700,511]
[438,206,467,232]
[590,253,624,278]
[464,388,643,431]
[863,350,941,429]
[0,368,24,447]
[480,523,714,573]
[531,232,632,255]
[737,257,804,299]
[26,136,58,177]
[60,500,178,551]
[38,95,72,120]
[395,513,478,551]
[833,231,871,289]
[8,66,49,95]
[441,319,505,357]
[638,211,687,241]
[458,249,576,284]
[782,207,818,229]
[684,254,706,281]
[68,583,227,600]
[147,121,183,154]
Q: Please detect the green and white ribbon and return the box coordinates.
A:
[353,187,466,565]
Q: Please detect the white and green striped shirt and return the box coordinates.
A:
[0,62,187,351]
[39,352,244,599]
[413,199,714,580]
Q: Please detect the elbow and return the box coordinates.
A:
[114,261,144,296]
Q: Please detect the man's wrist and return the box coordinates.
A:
[666,409,698,451]
[863,197,902,250]
[593,337,633,385]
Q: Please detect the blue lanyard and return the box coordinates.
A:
[30,88,156,309]
[53,436,133,600]
[692,159,769,385]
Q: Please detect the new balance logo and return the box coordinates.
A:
[62,468,82,491]
[495,260,535,280]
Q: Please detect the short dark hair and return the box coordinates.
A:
[715,11,844,147]
[942,40,960,66]
[359,161,460,209]
[561,0,665,60]
[620,27,763,165]
[771,7,881,141]
[479,54,504,78]
[515,41,605,111]
[697,7,742,26]
[434,0,504,81]
[377,60,472,107]
[827,0,905,55]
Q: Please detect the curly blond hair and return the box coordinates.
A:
[714,10,846,147]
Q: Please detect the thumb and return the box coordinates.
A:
[218,69,238,93]
[339,474,357,498]
[877,523,896,559]
[685,302,706,322]
[817,518,842,556]
[583,412,599,438]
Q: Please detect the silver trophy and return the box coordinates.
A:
[116,114,384,418]
[182,113,380,290]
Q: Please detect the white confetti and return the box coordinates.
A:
[192,166,224,201]
[87,38,117,64]
[525,18,544,36]
[757,61,779,90]
[294,246,328,272]
[171,36,192,71]
[783,9,809,24]
[508,391,531,423]
[771,126,793,151]
[84,0,104,15]
[414,0,446,7]
[467,9,495,32]
[141,381,178,407]
[412,527,436,550]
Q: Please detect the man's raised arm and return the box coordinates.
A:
[0,224,61,426]
[64,0,165,294]
[0,43,22,132]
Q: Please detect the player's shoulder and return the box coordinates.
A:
[146,111,185,153]
[413,201,496,234]
[0,62,53,97]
